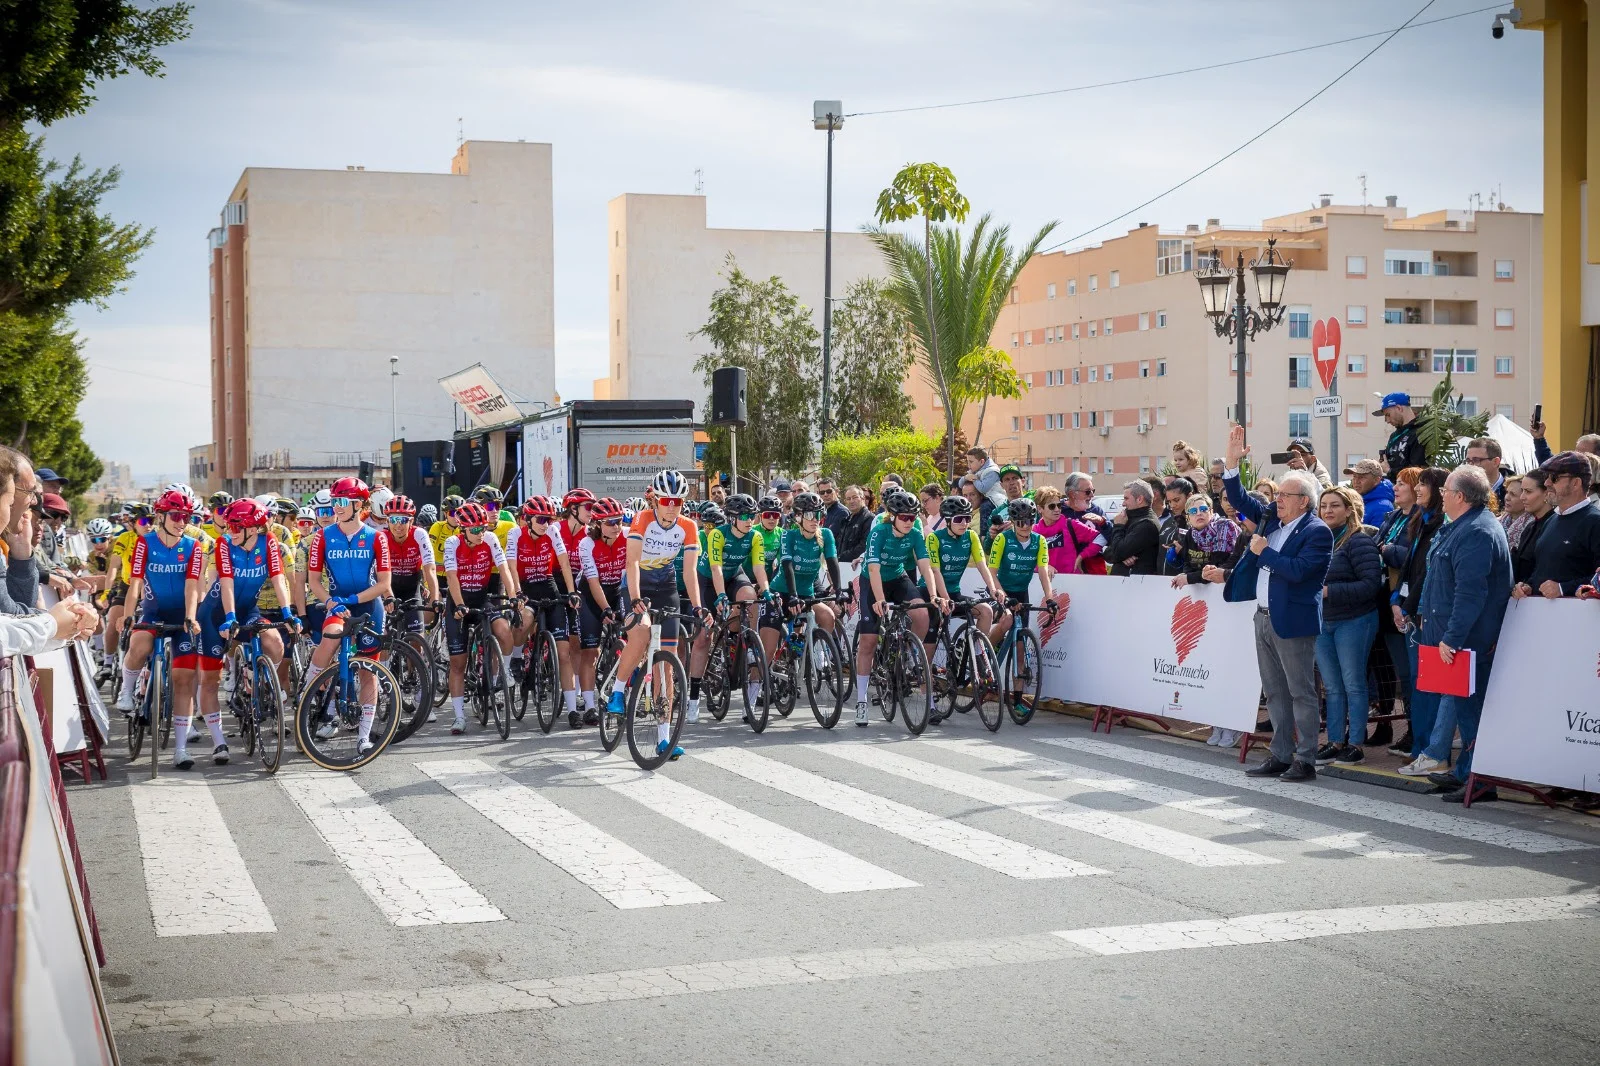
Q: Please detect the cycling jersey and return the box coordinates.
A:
[697,523,764,580]
[557,518,587,556]
[770,527,836,597]
[307,523,392,598]
[927,527,984,590]
[213,535,284,610]
[443,532,506,600]
[130,533,204,611]
[111,529,140,585]
[578,533,628,587]
[757,525,782,577]
[987,529,1048,596]
[504,524,567,585]
[864,520,928,582]
[628,512,697,575]
[383,525,436,597]
[427,520,456,573]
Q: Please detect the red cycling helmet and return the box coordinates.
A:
[386,494,416,517]
[221,499,270,530]
[589,497,624,521]
[521,496,557,520]
[330,476,370,502]
[455,501,492,528]
[562,488,596,510]
[153,489,193,515]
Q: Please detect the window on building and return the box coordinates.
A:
[1072,323,1081,339]
[1288,405,1311,438]
[1346,305,1367,325]
[1103,364,1113,381]
[1156,239,1194,276]
[1088,411,1099,427]
[1105,457,1116,473]
[1010,287,1018,304]
[1346,453,1365,468]
[1383,308,1405,325]
[1088,458,1099,473]
[1495,356,1513,375]
[1156,406,1168,426]
[1044,328,1054,344]
[1287,305,1311,339]
[615,274,620,291]
[1495,403,1515,419]
[1012,417,1020,432]
[1025,331,1033,346]
[1088,366,1099,382]
[1495,308,1514,328]
[1431,349,1477,373]
[1138,407,1150,426]
[1011,332,1020,348]
[1072,367,1081,384]
[1156,310,1167,328]
[1347,403,1367,425]
[1138,312,1149,331]
[1072,411,1081,429]
[1346,255,1366,276]
[615,230,620,247]
[1226,403,1253,423]
[1156,359,1167,377]
[1103,318,1114,336]
[1139,360,1150,378]
[1384,250,1432,276]
[1088,321,1098,337]
[1109,270,1120,288]
[1289,355,1311,389]
[1457,396,1479,416]
[1347,354,1366,374]
[932,392,944,409]
[1067,279,1077,296]
[1089,274,1098,292]
[1139,455,1151,473]
[1047,282,1057,299]
[616,318,622,336]
[1495,259,1514,279]
[1228,354,1253,374]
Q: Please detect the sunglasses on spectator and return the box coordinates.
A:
[1186,503,1211,514]
[657,496,683,507]
[820,488,836,495]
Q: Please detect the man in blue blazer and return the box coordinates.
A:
[1222,425,1334,781]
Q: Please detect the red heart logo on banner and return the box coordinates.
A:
[1169,595,1208,664]
[1039,591,1071,647]
[542,455,554,494]
[1314,317,1340,391]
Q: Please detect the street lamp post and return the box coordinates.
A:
[389,356,400,442]
[1195,237,1291,445]
[814,100,843,448]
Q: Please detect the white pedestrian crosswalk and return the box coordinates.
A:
[119,731,1592,937]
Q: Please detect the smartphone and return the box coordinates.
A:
[1533,403,1543,425]
[1269,451,1293,465]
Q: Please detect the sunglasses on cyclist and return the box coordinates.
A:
[90,536,109,544]
[136,516,153,526]
[797,510,822,520]
[948,516,972,525]
[315,506,335,518]
[297,519,315,528]
[332,496,353,508]
[387,514,411,524]
[892,511,917,521]
[657,496,684,507]
[760,511,781,520]
[602,518,623,527]
[465,524,487,535]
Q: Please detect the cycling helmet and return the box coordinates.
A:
[756,494,782,515]
[297,506,315,522]
[651,469,688,497]
[417,504,438,525]
[589,497,624,522]
[563,487,596,510]
[699,504,726,528]
[222,499,270,530]
[455,501,492,528]
[330,476,370,502]
[884,490,919,516]
[472,484,503,505]
[1006,498,1038,525]
[791,491,822,515]
[207,490,233,510]
[85,518,114,537]
[387,494,416,518]
[125,502,151,522]
[272,497,298,516]
[163,483,198,506]
[624,496,648,515]
[725,493,757,519]
[521,496,557,520]
[312,488,334,507]
[368,486,394,516]
[939,495,974,520]
[442,493,465,513]
[154,489,193,515]
[252,493,276,509]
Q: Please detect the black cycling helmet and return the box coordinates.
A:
[884,490,919,516]
[756,494,782,514]
[700,504,726,528]
[473,484,504,504]
[443,494,465,513]
[1007,498,1039,525]
[939,495,974,520]
[725,493,758,519]
[792,491,822,515]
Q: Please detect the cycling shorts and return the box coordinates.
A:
[637,572,683,640]
[321,598,385,656]
[445,591,497,656]
[579,583,625,650]
[198,599,263,667]
[698,571,753,611]
[134,604,198,669]
[854,573,924,637]
[520,578,570,641]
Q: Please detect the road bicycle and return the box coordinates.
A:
[295,613,402,770]
[126,621,186,779]
[850,599,935,736]
[457,594,519,741]
[518,592,576,734]
[993,596,1057,726]
[701,597,771,732]
[767,594,849,729]
[617,602,704,769]
[592,609,629,753]
[929,595,1004,733]
[221,617,297,773]
[379,596,437,744]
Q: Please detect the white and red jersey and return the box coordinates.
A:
[504,523,566,584]
[628,512,697,573]
[578,533,628,587]
[382,525,436,580]
[443,532,506,596]
[557,517,587,558]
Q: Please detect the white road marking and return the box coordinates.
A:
[276,772,505,927]
[111,892,1599,1031]
[694,747,1100,879]
[416,759,720,909]
[925,738,1436,859]
[1049,738,1592,854]
[128,776,275,936]
[816,743,1275,868]
[541,751,916,893]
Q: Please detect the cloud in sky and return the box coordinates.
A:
[49,0,1542,477]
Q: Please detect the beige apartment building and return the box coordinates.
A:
[968,199,1542,485]
[206,140,556,497]
[606,193,885,412]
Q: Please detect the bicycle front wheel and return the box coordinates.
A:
[596,643,624,752]
[625,650,685,770]
[1005,627,1043,726]
[965,628,1004,733]
[889,633,932,737]
[295,659,402,771]
[255,658,287,773]
[804,626,845,730]
[484,639,512,741]
[389,640,433,744]
[929,625,957,722]
[526,631,561,734]
[738,630,770,734]
[149,653,167,779]
[704,641,730,721]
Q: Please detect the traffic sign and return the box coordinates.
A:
[1314,394,1343,418]
[1312,317,1341,391]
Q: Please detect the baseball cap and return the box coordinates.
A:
[1343,459,1385,477]
[1287,438,1316,456]
[35,468,65,484]
[999,464,1023,479]
[771,477,793,492]
[1540,450,1592,480]
[40,492,70,516]
[1375,392,1411,412]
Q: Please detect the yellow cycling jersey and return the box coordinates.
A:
[111,530,140,585]
[428,520,456,571]
[255,526,296,610]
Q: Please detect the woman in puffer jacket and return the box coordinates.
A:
[1032,486,1103,574]
[1312,485,1383,765]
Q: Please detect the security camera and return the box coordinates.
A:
[1492,7,1521,39]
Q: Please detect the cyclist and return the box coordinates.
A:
[417,503,438,528]
[505,496,582,725]
[613,469,703,759]
[380,493,439,639]
[106,503,149,663]
[470,485,516,543]
[760,490,844,669]
[926,495,1004,634]
[196,499,300,762]
[557,488,597,719]
[116,489,207,769]
[689,492,767,723]
[854,489,945,727]
[202,491,232,541]
[986,497,1053,647]
[755,494,784,584]
[441,500,518,734]
[305,477,394,755]
[575,496,628,719]
[429,494,464,584]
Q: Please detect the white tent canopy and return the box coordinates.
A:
[1458,413,1539,475]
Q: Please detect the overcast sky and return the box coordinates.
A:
[48,0,1542,481]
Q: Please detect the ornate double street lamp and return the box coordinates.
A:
[1195,237,1291,444]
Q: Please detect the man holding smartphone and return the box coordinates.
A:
[1377,392,1428,475]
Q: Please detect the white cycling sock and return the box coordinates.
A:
[121,667,139,696]
[856,675,870,704]
[563,689,577,714]
[451,695,464,719]
[612,679,626,696]
[357,704,376,742]
[657,721,671,746]
[500,651,516,680]
[173,716,190,752]
[303,662,324,687]
[746,681,762,706]
[581,689,595,709]
[204,712,225,746]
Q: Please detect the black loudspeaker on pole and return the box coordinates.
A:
[709,366,747,494]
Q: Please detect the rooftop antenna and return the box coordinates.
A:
[1357,173,1368,208]
[457,117,464,147]
[694,167,704,195]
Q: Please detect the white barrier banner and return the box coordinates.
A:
[1036,574,1263,732]
[1473,598,1600,792]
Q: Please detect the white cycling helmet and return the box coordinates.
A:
[164,482,199,507]
[297,506,315,521]
[624,496,647,515]
[253,493,276,509]
[368,486,394,517]
[312,488,333,507]
[85,518,114,537]
[650,469,688,497]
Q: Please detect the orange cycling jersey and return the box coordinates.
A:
[627,512,698,572]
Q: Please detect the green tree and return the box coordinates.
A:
[820,429,941,492]
[0,1,192,126]
[827,277,915,437]
[693,256,821,489]
[952,345,1028,448]
[871,212,1057,475]
[0,309,98,486]
[1416,369,1489,467]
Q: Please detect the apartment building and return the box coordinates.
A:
[606,193,885,412]
[205,140,556,497]
[974,199,1542,483]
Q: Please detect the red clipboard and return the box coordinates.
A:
[1415,644,1476,697]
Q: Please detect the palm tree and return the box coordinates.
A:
[953,345,1029,447]
[870,212,1058,473]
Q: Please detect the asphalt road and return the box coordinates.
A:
[73,702,1600,1066]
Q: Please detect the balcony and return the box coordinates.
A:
[1432,251,1477,278]
[1382,348,1431,374]
[1383,300,1429,325]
